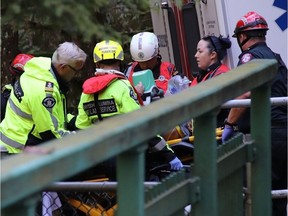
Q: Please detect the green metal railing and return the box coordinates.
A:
[1,59,278,216]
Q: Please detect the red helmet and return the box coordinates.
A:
[9,53,34,76]
[233,11,269,37]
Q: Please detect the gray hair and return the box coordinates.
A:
[52,42,87,66]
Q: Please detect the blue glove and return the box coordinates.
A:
[169,157,183,171]
[222,125,235,143]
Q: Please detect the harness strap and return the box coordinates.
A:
[207,65,221,80]
[94,93,104,121]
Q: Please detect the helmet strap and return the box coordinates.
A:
[237,34,250,52]
[9,65,23,76]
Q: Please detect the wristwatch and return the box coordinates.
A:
[224,118,237,127]
[224,118,238,130]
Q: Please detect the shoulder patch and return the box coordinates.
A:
[240,53,253,64]
[158,75,166,81]
[129,87,138,101]
[45,82,54,92]
[42,96,56,108]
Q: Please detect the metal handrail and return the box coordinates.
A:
[222,97,287,108]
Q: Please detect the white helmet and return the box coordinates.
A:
[130,32,159,62]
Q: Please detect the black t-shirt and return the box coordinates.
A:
[237,42,287,133]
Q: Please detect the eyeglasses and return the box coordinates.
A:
[67,64,82,73]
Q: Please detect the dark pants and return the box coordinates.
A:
[271,127,287,216]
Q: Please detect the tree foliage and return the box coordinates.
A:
[2,0,151,41]
[1,0,153,113]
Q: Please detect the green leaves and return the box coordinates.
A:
[1,0,151,42]
[1,0,153,113]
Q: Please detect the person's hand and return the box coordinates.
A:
[222,125,235,143]
[135,82,144,95]
[169,157,183,171]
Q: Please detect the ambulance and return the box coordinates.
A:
[149,0,287,79]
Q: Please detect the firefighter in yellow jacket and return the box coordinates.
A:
[0,42,87,153]
[73,40,183,175]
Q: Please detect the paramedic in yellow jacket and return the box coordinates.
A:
[75,40,140,128]
[74,40,183,172]
[0,42,87,153]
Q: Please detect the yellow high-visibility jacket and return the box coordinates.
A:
[76,73,140,129]
[0,57,71,153]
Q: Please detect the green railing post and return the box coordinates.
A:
[193,111,218,216]
[251,84,272,216]
[116,144,146,216]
